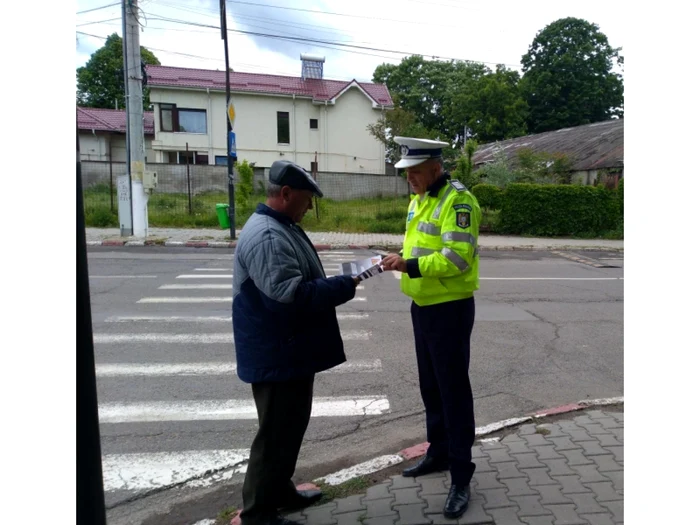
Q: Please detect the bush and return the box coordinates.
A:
[499,183,619,236]
[85,208,118,227]
[471,184,504,210]
[617,178,624,217]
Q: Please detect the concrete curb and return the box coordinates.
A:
[88,240,623,252]
[313,396,623,486]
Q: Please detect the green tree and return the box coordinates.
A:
[450,65,529,143]
[235,160,255,221]
[77,33,161,110]
[373,55,488,141]
[367,106,433,164]
[520,17,624,133]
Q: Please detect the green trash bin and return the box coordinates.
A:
[215,203,230,229]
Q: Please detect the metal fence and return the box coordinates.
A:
[81,161,411,232]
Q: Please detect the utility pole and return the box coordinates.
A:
[118,0,133,236]
[123,0,150,237]
[220,0,236,239]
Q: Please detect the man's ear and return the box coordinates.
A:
[281,186,292,201]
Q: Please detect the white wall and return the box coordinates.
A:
[149,86,386,171]
[78,132,155,162]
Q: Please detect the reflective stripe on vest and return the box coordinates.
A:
[441,247,470,272]
[432,185,454,219]
[411,247,436,257]
[442,231,477,247]
[417,221,441,235]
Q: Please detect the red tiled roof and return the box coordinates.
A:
[76,107,155,135]
[145,65,393,107]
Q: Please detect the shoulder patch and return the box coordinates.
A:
[449,179,467,192]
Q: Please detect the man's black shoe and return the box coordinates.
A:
[277,489,323,510]
[443,484,470,519]
[401,455,449,477]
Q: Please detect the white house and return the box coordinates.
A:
[145,56,394,173]
[77,107,156,163]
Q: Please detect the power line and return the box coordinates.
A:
[145,12,516,67]
[77,2,120,15]
[76,17,121,27]
[225,0,467,29]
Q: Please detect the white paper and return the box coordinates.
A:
[341,256,385,281]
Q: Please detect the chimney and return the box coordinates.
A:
[301,54,325,80]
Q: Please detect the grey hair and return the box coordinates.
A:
[266,183,283,198]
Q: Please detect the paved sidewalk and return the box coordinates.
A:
[282,409,623,525]
[85,228,624,251]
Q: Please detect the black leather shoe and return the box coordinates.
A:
[402,455,449,477]
[443,484,470,519]
[277,489,323,510]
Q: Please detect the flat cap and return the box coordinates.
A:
[269,160,323,197]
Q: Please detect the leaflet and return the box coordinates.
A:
[341,255,385,282]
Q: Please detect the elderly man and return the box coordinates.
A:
[382,137,482,519]
[232,160,360,525]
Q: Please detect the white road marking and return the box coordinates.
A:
[90,275,158,279]
[99,396,391,423]
[176,274,232,279]
[392,272,402,279]
[316,455,404,486]
[137,297,230,303]
[106,315,231,323]
[319,251,354,255]
[96,359,382,377]
[105,313,368,322]
[193,268,232,271]
[351,297,367,302]
[481,277,623,280]
[101,449,249,492]
[94,330,369,344]
[160,284,232,289]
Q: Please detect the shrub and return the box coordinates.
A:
[471,184,504,210]
[499,183,619,236]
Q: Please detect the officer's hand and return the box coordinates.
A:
[382,253,408,273]
[352,276,361,287]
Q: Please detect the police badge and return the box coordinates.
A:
[400,144,410,157]
[456,211,470,228]
[453,204,471,228]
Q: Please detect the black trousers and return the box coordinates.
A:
[410,297,476,486]
[240,376,315,525]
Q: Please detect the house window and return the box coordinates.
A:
[179,109,207,134]
[166,151,209,164]
[159,104,207,134]
[310,118,318,129]
[277,111,290,144]
[161,104,176,132]
[310,161,318,173]
[215,156,228,166]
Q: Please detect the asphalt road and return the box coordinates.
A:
[85,246,623,525]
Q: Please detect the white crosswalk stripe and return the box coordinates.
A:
[99,396,391,423]
[96,252,385,500]
[97,359,383,377]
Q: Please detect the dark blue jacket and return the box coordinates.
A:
[232,204,357,383]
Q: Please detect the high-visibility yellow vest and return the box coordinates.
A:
[400,176,481,306]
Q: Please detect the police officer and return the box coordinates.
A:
[382,137,481,519]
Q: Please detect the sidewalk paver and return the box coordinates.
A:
[284,409,623,525]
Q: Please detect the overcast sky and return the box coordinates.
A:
[76,0,625,83]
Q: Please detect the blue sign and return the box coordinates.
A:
[228,131,237,160]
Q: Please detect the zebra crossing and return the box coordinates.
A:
[92,250,393,504]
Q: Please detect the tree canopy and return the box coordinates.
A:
[520,17,624,133]
[77,33,161,111]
